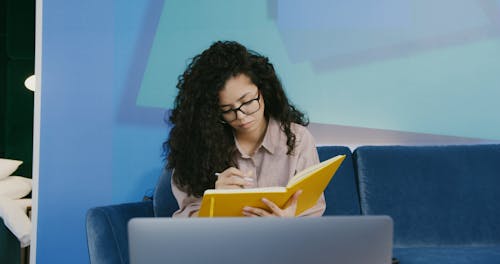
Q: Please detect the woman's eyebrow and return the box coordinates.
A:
[219,91,251,107]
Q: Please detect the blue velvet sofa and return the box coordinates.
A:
[86,144,500,264]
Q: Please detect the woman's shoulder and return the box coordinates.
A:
[290,122,316,148]
[290,121,312,137]
[268,118,316,153]
[269,118,310,139]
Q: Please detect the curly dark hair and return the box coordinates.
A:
[164,41,308,197]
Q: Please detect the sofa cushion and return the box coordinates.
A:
[317,146,360,215]
[0,159,23,180]
[355,144,500,247]
[393,246,500,264]
[0,176,32,199]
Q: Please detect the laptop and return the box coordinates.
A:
[128,216,393,264]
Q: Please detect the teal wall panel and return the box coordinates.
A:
[140,0,500,140]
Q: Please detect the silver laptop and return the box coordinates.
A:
[128,216,393,264]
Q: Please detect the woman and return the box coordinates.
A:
[165,41,325,217]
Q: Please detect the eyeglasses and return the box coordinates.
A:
[220,93,261,122]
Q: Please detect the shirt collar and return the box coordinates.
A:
[234,117,280,158]
[260,117,279,155]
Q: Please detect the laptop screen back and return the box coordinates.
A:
[128,216,393,264]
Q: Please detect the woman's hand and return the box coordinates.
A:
[215,167,254,189]
[242,190,303,217]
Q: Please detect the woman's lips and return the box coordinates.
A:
[239,120,254,128]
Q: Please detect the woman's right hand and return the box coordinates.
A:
[215,167,254,189]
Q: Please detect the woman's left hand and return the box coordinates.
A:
[242,190,303,217]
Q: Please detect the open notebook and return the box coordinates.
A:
[198,155,345,217]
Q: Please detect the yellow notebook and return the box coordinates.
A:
[198,154,346,217]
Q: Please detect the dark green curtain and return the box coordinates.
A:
[1,0,35,263]
[3,0,35,177]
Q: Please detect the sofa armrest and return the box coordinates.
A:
[86,201,154,264]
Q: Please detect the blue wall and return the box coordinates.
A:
[37,1,114,263]
[36,0,500,262]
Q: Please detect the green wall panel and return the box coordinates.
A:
[1,36,6,156]
[6,0,35,59]
[0,219,20,264]
[1,1,34,263]
[1,0,6,35]
[5,59,34,178]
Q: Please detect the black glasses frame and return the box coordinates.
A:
[220,93,261,122]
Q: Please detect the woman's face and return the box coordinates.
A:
[218,74,266,136]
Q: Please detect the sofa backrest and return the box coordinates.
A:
[153,146,361,217]
[354,144,500,247]
[317,146,361,215]
[153,169,179,217]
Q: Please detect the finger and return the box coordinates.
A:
[215,177,246,189]
[243,206,271,217]
[219,168,254,185]
[215,173,253,189]
[284,190,303,209]
[224,168,253,180]
[242,211,259,217]
[216,184,244,189]
[224,177,253,187]
[261,198,282,215]
[220,167,245,178]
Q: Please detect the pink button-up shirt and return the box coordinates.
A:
[171,118,325,217]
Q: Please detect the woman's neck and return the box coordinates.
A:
[235,118,268,156]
